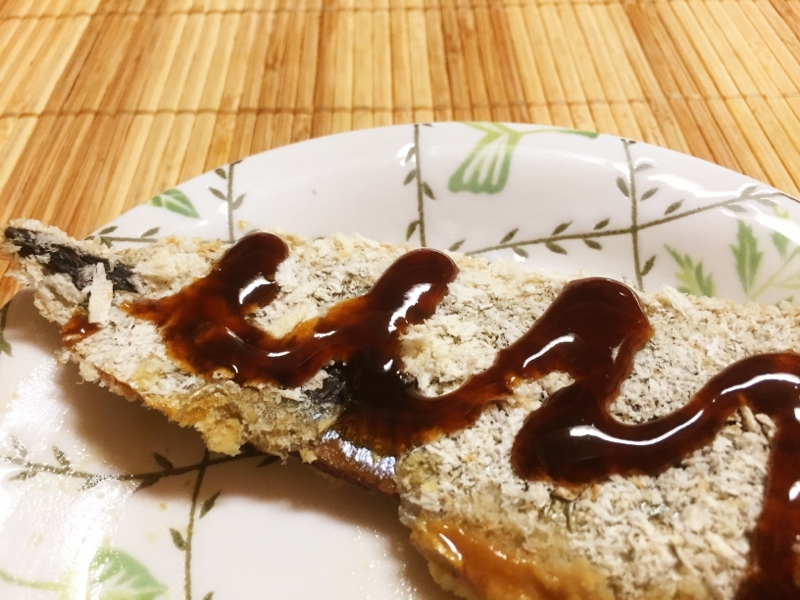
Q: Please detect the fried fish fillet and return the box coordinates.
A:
[3,219,800,600]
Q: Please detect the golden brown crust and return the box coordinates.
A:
[410,518,614,600]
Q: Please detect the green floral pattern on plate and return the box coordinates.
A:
[149,188,200,220]
[447,123,598,195]
[0,546,166,599]
[432,125,796,299]
[0,435,279,599]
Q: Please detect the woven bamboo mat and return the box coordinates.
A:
[2,0,800,306]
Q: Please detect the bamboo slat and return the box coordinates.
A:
[2,0,800,306]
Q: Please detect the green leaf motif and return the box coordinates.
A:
[153,453,174,470]
[449,123,598,195]
[448,124,522,194]
[640,187,658,202]
[200,491,221,518]
[666,246,716,297]
[545,241,567,255]
[149,188,200,219]
[583,239,602,250]
[512,246,529,258]
[730,221,763,295]
[136,474,161,491]
[88,548,167,600]
[593,218,609,230]
[616,176,630,199]
[664,200,683,216]
[551,222,571,236]
[449,239,465,252]
[170,528,187,551]
[754,196,779,207]
[771,231,790,260]
[500,228,518,244]
[406,220,419,241]
[737,183,759,199]
[53,446,71,468]
[209,187,227,201]
[641,255,657,277]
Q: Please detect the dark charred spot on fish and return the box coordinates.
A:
[307,365,351,407]
[5,227,137,293]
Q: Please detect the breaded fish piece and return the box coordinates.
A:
[3,219,800,600]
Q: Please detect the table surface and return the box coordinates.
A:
[2,0,800,306]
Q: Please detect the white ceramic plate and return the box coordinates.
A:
[1,123,799,599]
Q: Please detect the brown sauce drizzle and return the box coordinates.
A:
[62,311,100,347]
[118,232,800,599]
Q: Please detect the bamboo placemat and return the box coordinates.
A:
[2,0,800,306]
